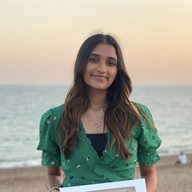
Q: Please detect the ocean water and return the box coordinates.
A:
[0,85,192,168]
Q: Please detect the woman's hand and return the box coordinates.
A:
[48,189,60,192]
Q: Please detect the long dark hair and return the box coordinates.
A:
[58,34,140,159]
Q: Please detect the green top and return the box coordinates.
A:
[37,103,161,188]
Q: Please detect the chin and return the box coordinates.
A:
[89,86,108,91]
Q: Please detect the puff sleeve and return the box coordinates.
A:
[37,109,61,167]
[136,104,161,165]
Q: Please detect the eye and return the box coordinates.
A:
[107,59,117,66]
[88,56,98,63]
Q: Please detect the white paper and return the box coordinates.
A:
[60,178,146,192]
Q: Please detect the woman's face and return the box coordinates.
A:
[83,43,118,92]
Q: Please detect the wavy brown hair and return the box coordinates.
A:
[58,34,141,159]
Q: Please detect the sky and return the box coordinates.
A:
[0,0,192,86]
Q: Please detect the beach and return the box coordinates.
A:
[0,155,191,192]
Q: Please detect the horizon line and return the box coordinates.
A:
[0,84,191,87]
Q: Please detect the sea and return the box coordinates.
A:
[0,85,192,168]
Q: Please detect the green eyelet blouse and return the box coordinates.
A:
[37,103,161,188]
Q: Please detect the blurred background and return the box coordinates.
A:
[0,0,191,168]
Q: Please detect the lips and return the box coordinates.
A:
[92,75,108,79]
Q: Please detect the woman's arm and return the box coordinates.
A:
[46,166,64,191]
[139,164,157,192]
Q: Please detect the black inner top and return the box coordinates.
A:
[86,133,107,157]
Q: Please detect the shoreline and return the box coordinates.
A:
[0,152,191,169]
[0,154,192,192]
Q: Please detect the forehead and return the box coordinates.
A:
[90,43,117,59]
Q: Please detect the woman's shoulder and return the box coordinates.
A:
[37,104,64,154]
[132,101,155,124]
[131,102,161,155]
[50,104,64,117]
[42,104,64,119]
[39,104,64,139]
[39,104,64,130]
[131,101,151,113]
[131,101,156,132]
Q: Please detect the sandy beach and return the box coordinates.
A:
[0,154,192,192]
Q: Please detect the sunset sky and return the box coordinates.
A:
[0,0,191,85]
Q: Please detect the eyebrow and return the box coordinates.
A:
[89,53,117,61]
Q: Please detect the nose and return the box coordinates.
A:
[96,59,106,73]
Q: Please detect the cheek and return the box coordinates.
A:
[111,69,118,80]
[83,64,91,76]
[83,68,90,84]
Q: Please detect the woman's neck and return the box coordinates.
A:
[88,89,107,110]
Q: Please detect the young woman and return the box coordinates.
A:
[37,34,161,192]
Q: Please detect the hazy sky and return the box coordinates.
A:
[0,0,192,85]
